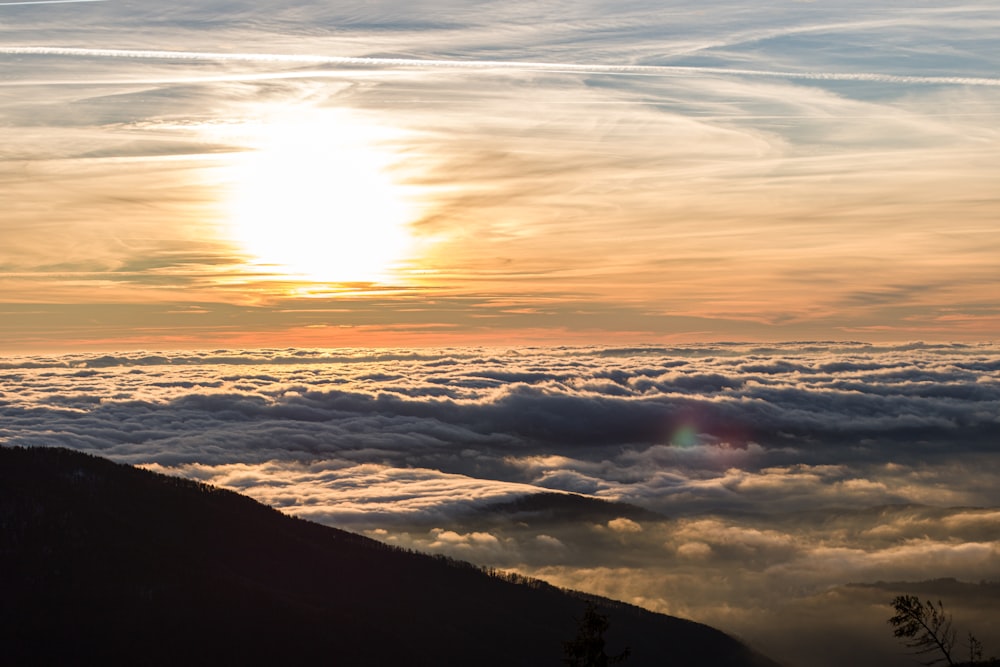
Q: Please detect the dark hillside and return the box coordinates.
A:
[0,446,779,666]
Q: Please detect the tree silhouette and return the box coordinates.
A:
[888,595,957,666]
[968,633,984,664]
[563,603,631,667]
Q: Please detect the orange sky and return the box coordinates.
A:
[2,2,999,351]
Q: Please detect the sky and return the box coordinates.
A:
[3,3,1000,666]
[2,0,999,351]
[2,343,999,666]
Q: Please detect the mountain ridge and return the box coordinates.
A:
[0,446,779,666]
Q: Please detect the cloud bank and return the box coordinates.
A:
[4,343,998,510]
[3,343,999,665]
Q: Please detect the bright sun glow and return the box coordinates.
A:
[224,109,416,284]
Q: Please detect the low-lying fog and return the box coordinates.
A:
[4,343,998,666]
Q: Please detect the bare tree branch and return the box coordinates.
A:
[888,595,957,666]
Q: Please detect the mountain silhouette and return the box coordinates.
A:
[0,446,779,666]
[478,491,665,523]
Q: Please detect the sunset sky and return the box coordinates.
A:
[2,0,998,351]
[3,4,1000,664]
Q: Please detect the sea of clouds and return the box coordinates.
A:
[3,343,999,665]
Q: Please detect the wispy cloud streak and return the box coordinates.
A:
[6,46,1000,87]
[0,0,106,5]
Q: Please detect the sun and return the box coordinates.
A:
[224,109,416,284]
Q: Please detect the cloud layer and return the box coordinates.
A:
[4,343,998,503]
[3,344,999,664]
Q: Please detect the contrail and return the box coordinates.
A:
[4,46,1000,87]
[0,0,106,6]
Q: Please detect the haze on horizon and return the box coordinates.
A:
[2,0,999,351]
